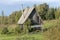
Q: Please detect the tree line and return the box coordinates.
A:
[0,3,60,24]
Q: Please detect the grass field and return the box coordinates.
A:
[0,33,43,40]
[0,19,60,40]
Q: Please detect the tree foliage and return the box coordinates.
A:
[37,3,49,20]
[55,8,60,19]
[45,8,55,20]
[9,11,22,24]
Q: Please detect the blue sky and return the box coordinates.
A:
[0,0,60,16]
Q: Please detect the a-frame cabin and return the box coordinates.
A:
[18,7,43,31]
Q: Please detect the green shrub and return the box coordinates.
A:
[1,27,9,34]
[15,25,22,34]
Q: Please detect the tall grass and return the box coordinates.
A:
[43,19,60,40]
[0,20,60,40]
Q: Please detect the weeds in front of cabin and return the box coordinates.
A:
[0,20,60,40]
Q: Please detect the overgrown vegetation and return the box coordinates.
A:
[1,27,9,34]
[15,25,22,34]
[0,3,60,40]
[43,19,60,40]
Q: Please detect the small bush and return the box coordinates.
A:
[15,37,20,40]
[1,27,9,34]
[15,25,22,34]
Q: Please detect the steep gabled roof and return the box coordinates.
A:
[18,7,34,24]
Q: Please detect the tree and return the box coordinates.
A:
[15,11,22,23]
[45,8,55,20]
[4,17,9,24]
[55,8,60,19]
[37,3,49,20]
[1,11,4,24]
[9,10,22,24]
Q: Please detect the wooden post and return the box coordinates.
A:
[20,24,23,30]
